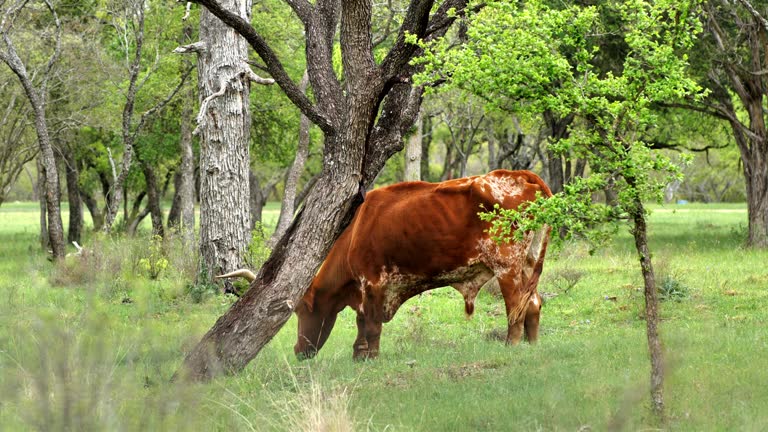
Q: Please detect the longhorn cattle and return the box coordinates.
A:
[221,170,552,360]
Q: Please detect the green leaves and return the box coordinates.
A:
[418,0,706,249]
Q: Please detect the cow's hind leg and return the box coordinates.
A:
[524,292,542,343]
[497,273,528,345]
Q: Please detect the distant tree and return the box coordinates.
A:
[101,0,190,234]
[676,0,768,247]
[423,0,705,420]
[0,82,36,207]
[0,0,66,259]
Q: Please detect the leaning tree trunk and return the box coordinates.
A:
[30,93,65,258]
[197,0,252,289]
[79,188,103,231]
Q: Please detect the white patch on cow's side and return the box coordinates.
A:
[482,174,524,203]
[477,237,526,277]
[531,294,539,307]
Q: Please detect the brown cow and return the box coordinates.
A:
[221,170,552,360]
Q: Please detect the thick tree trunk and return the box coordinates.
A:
[703,9,768,248]
[271,71,311,245]
[197,1,252,288]
[631,199,665,420]
[63,148,83,244]
[404,110,422,181]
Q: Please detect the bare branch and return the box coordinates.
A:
[133,65,195,139]
[736,0,768,33]
[174,41,207,54]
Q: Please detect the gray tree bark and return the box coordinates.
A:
[179,87,197,244]
[404,110,422,181]
[191,0,274,290]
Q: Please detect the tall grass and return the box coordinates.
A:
[0,203,766,431]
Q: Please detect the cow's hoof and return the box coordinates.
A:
[353,350,378,361]
[295,347,318,361]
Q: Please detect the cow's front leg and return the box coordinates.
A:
[353,311,369,360]
[352,312,383,360]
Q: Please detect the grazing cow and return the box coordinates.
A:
[222,170,552,360]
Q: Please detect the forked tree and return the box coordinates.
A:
[175,0,470,381]
[0,0,66,259]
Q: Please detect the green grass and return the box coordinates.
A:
[0,202,766,431]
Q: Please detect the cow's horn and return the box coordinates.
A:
[216,269,257,282]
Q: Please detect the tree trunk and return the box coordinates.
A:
[0,2,65,259]
[249,169,264,227]
[421,114,432,181]
[125,191,146,235]
[404,110,422,181]
[38,159,49,251]
[140,162,165,236]
[79,188,103,231]
[167,171,182,229]
[197,0,252,289]
[179,78,197,245]
[271,71,311,245]
[631,198,665,420]
[63,148,83,244]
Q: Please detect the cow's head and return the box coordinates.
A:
[293,297,335,359]
[294,279,360,360]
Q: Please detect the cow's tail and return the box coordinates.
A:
[509,225,550,324]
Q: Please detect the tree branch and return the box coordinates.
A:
[736,0,768,33]
[133,65,195,139]
[284,0,312,24]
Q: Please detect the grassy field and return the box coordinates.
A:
[0,202,766,431]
